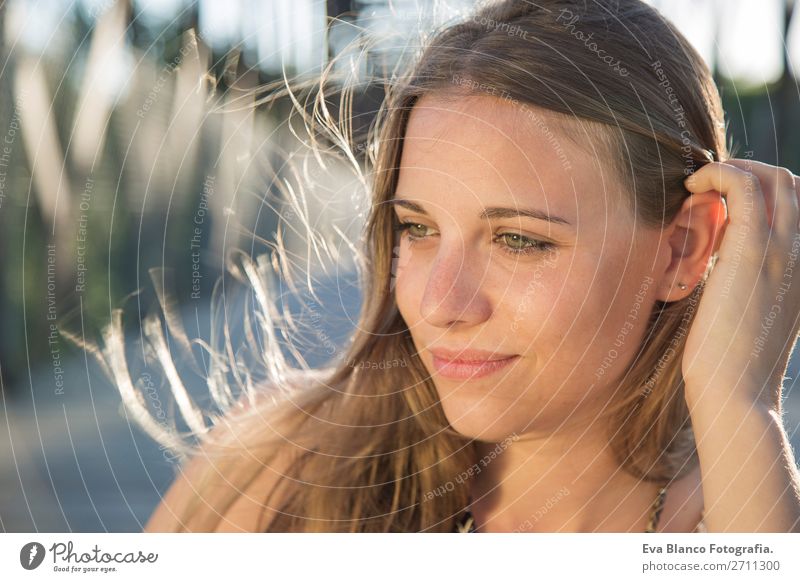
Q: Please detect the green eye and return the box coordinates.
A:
[495,232,556,256]
[405,223,428,237]
[501,233,530,251]
[392,221,556,257]
[392,221,430,240]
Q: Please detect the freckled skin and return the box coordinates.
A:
[393,94,671,441]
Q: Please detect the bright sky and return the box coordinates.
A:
[7,0,800,85]
[646,0,794,85]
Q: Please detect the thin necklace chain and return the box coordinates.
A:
[456,484,669,533]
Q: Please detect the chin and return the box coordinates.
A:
[438,397,531,443]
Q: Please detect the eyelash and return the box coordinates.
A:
[392,221,556,257]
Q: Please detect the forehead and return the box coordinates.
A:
[397,93,624,219]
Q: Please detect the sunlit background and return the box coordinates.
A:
[1,0,800,532]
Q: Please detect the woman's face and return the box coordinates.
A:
[392,93,672,442]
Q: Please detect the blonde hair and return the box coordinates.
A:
[76,0,728,532]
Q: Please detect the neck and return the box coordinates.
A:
[468,421,661,532]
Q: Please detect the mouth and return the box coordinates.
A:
[429,350,520,380]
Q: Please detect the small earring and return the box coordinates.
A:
[677,282,687,290]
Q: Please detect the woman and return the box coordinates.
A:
[110,0,800,532]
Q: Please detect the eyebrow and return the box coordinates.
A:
[388,198,573,226]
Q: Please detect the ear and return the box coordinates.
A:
[655,190,727,302]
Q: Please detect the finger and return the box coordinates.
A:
[684,162,769,254]
[723,159,798,236]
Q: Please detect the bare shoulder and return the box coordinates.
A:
[144,430,302,532]
[213,441,301,533]
[144,404,308,532]
[657,462,705,533]
[144,369,330,533]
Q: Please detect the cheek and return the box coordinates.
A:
[504,267,564,338]
[504,256,630,362]
[393,242,424,322]
[557,263,656,378]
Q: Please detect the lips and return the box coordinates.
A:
[429,347,519,380]
[429,347,518,362]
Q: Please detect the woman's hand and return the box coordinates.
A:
[682,158,800,412]
[680,158,800,532]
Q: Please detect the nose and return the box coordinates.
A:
[419,243,492,328]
